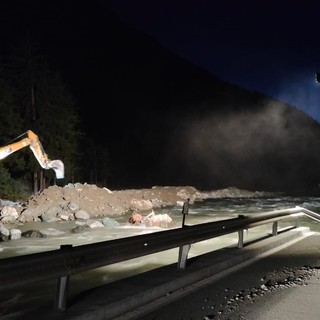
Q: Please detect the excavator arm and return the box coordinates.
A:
[0,130,64,179]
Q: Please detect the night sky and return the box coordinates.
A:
[1,0,320,193]
[104,1,320,123]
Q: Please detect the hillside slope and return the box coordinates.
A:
[1,0,320,194]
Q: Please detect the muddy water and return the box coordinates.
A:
[1,196,320,316]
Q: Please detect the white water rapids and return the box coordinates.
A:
[1,196,320,317]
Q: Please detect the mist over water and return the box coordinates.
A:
[159,97,320,194]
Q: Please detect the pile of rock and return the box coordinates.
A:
[0,183,201,241]
[1,183,200,222]
[0,183,269,241]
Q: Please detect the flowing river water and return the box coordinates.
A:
[1,195,320,317]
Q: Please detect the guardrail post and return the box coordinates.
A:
[181,198,190,227]
[272,221,278,236]
[237,215,245,248]
[238,229,244,248]
[177,244,191,269]
[54,244,72,311]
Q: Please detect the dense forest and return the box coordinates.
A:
[0,37,80,199]
[1,0,320,199]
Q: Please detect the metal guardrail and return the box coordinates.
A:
[0,205,319,310]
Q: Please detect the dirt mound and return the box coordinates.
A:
[24,183,201,218]
[0,184,270,225]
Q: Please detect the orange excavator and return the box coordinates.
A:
[0,130,64,179]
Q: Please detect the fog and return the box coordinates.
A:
[161,100,320,193]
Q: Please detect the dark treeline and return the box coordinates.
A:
[1,0,320,198]
[0,36,80,198]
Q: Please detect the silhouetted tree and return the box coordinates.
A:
[1,36,80,192]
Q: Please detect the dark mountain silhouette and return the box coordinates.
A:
[1,0,320,195]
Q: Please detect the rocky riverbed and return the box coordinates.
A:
[0,183,271,241]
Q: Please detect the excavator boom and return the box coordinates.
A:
[0,130,64,179]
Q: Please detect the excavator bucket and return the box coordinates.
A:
[47,160,64,179]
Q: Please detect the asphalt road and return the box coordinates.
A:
[135,232,320,320]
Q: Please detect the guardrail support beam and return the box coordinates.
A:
[177,244,191,269]
[54,274,70,311]
[54,244,72,311]
[238,229,244,248]
[272,221,278,236]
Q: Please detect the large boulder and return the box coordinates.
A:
[0,206,19,223]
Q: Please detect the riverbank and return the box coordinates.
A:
[0,184,275,242]
[1,183,272,223]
